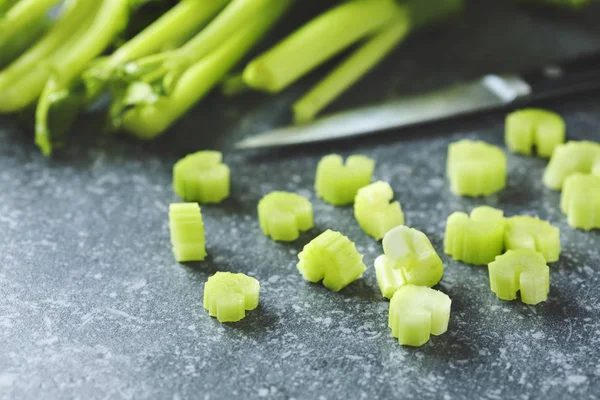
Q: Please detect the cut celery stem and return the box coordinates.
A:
[0,0,60,46]
[293,13,410,123]
[243,0,400,93]
[121,0,292,139]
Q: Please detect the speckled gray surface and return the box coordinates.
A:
[2,2,600,399]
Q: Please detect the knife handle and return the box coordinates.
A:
[521,51,600,100]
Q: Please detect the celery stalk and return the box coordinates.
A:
[84,0,229,98]
[293,13,410,123]
[36,0,132,155]
[0,0,92,112]
[0,0,60,50]
[124,0,274,94]
[243,0,400,93]
[118,0,292,139]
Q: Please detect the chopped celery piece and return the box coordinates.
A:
[374,255,406,299]
[297,230,367,292]
[444,206,505,265]
[543,141,600,190]
[381,226,444,288]
[169,203,207,262]
[203,272,260,323]
[173,151,230,204]
[561,173,600,231]
[388,285,451,346]
[488,249,549,305]
[505,109,566,157]
[243,0,400,93]
[257,191,314,242]
[354,181,404,240]
[447,140,507,197]
[315,154,375,206]
[505,216,561,262]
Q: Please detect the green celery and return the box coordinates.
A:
[243,0,400,93]
[0,0,92,112]
[388,285,451,347]
[118,0,292,139]
[561,173,600,231]
[84,0,229,98]
[0,0,60,49]
[36,0,132,155]
[221,73,249,96]
[204,272,260,323]
[488,249,549,305]
[258,191,314,242]
[293,12,410,123]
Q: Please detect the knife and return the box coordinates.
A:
[235,51,600,150]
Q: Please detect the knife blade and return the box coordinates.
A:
[235,51,600,150]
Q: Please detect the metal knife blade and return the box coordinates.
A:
[235,74,531,150]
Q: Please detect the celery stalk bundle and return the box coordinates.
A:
[0,0,463,155]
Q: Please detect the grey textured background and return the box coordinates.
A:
[1,1,600,399]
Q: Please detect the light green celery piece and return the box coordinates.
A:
[243,0,399,93]
[315,154,375,206]
[297,230,367,292]
[543,141,600,190]
[505,109,566,157]
[560,173,600,231]
[374,255,406,299]
[388,285,451,347]
[444,206,505,265]
[504,215,561,262]
[203,272,260,323]
[257,191,314,242]
[173,151,230,204]
[488,249,549,305]
[446,139,507,197]
[120,0,291,139]
[382,225,444,287]
[354,181,404,240]
[169,203,207,262]
[293,10,410,123]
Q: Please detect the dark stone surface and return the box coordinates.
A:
[1,1,600,399]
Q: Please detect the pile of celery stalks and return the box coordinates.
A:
[0,0,590,156]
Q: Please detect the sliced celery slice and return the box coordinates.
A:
[543,141,600,190]
[444,206,505,265]
[382,226,444,288]
[374,255,406,299]
[354,181,404,240]
[169,203,207,262]
[203,272,260,323]
[505,109,565,157]
[173,150,230,203]
[315,154,375,206]
[257,191,314,241]
[388,284,451,346]
[505,216,561,262]
[561,173,600,231]
[297,230,367,292]
[488,249,549,305]
[447,139,507,197]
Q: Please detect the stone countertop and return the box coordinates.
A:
[1,1,600,399]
